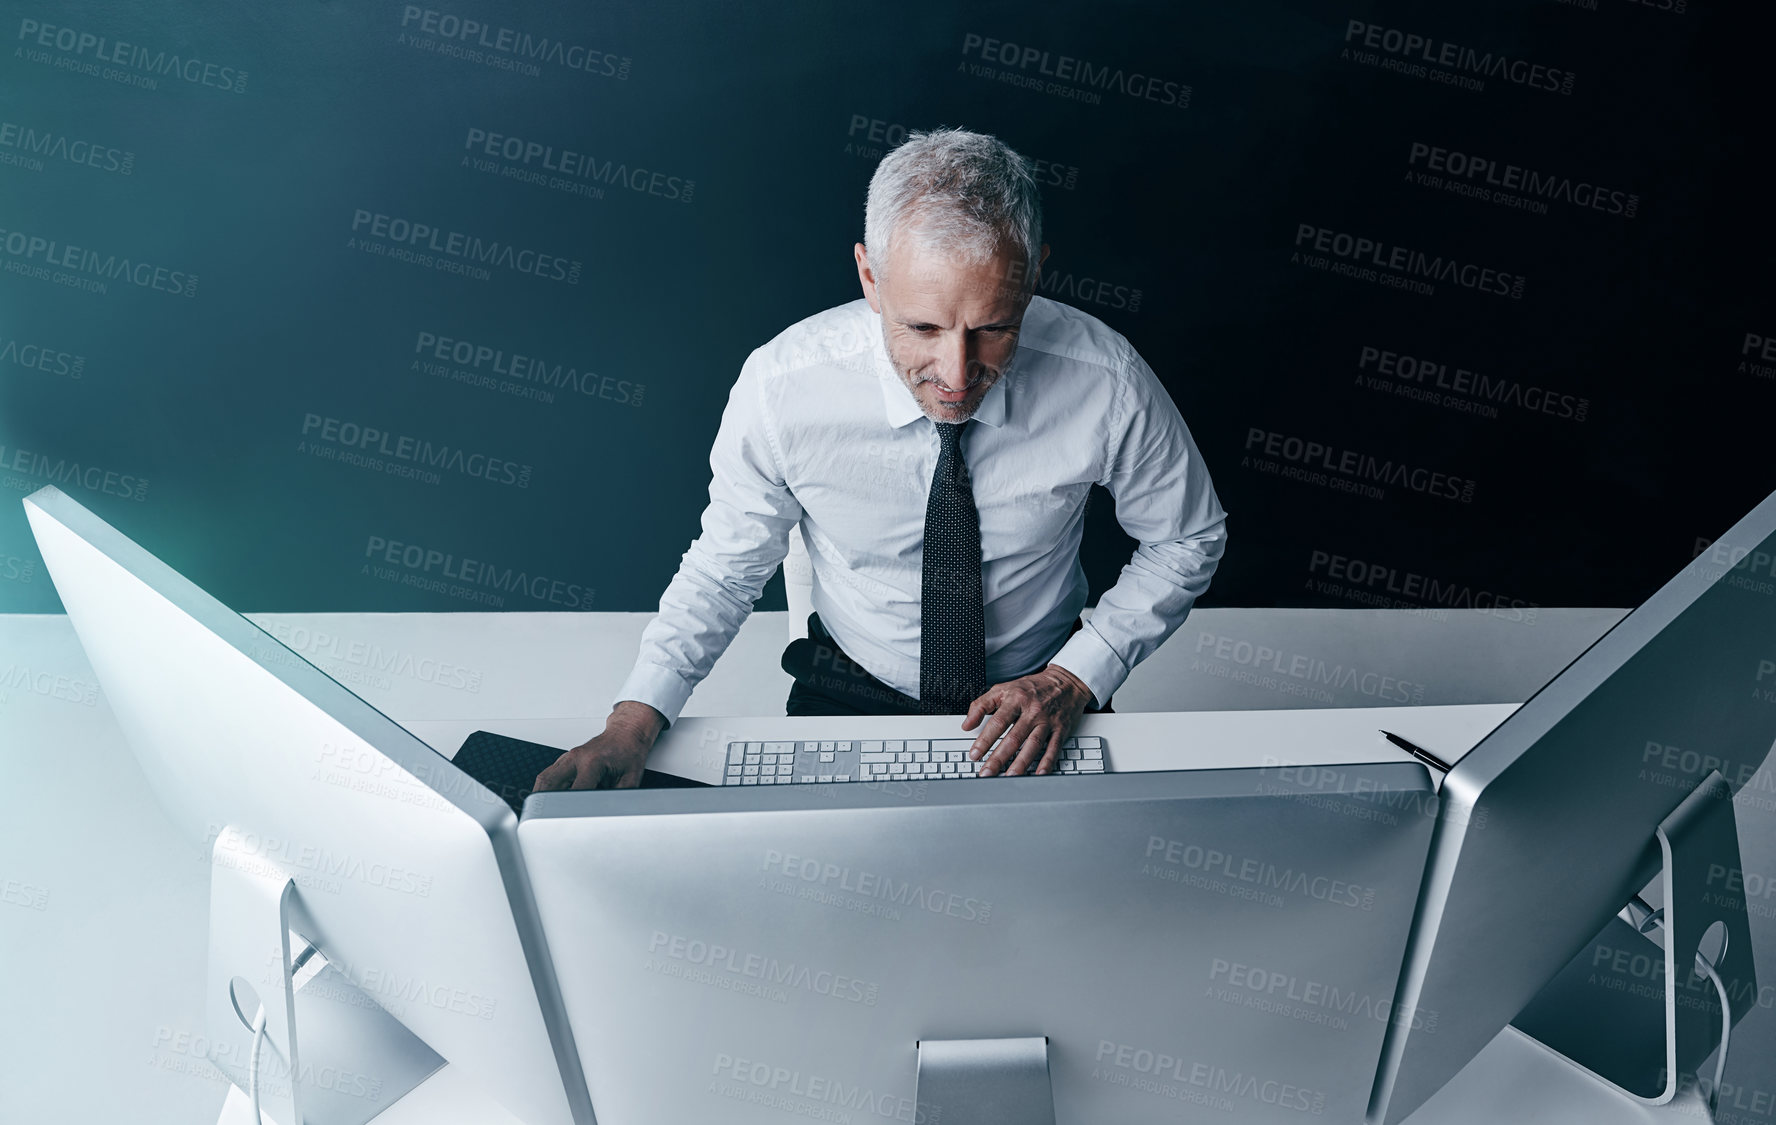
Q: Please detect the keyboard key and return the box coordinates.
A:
[726,765,742,778]
[727,745,746,764]
[741,776,758,785]
[818,774,833,783]
[891,763,906,775]
[1083,748,1103,760]
[897,752,914,763]
[860,741,882,753]
[860,752,893,763]
[777,764,793,775]
[765,742,795,755]
[914,752,930,763]
[1075,736,1103,749]
[819,751,835,763]
[742,765,760,776]
[819,741,835,753]
[906,741,928,753]
[884,741,903,753]
[835,774,851,782]
[801,775,817,783]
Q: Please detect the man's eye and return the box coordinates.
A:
[911,325,936,334]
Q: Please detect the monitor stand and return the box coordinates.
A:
[206,830,444,1124]
[916,1037,1057,1125]
[1510,770,1756,1107]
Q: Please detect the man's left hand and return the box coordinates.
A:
[962,665,1094,776]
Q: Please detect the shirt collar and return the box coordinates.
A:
[868,308,1009,430]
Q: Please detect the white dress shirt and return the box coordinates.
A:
[615,295,1227,723]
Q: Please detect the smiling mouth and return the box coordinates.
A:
[915,372,986,404]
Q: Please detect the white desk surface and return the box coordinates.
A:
[6,606,1768,1125]
[401,703,1519,785]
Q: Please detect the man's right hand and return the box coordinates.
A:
[533,701,666,791]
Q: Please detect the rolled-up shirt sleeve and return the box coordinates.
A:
[613,354,802,724]
[1048,347,1227,707]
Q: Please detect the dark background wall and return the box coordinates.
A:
[3,0,1771,618]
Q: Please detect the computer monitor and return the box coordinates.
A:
[519,762,1442,1125]
[23,486,593,1125]
[1369,488,1776,1123]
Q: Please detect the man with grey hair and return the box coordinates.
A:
[537,127,1226,788]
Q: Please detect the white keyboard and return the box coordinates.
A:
[721,737,1108,785]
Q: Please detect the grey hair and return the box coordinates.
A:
[864,127,1043,286]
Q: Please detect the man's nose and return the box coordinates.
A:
[935,331,971,388]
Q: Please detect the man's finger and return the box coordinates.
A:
[961,685,1002,731]
[982,712,1035,775]
[569,754,612,791]
[1034,726,1065,775]
[534,752,574,793]
[1002,724,1049,776]
[968,703,1016,761]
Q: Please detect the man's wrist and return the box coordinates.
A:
[1044,662,1095,709]
[608,700,666,743]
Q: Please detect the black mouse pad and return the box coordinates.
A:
[453,729,709,815]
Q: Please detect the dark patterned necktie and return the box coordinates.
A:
[920,420,987,712]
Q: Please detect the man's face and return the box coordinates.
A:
[854,236,1049,424]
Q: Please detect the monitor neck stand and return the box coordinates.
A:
[1510,770,1756,1110]
[916,1037,1057,1125]
[206,829,443,1124]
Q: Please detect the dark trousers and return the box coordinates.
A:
[781,613,1112,716]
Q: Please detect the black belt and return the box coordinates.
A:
[780,612,1112,716]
